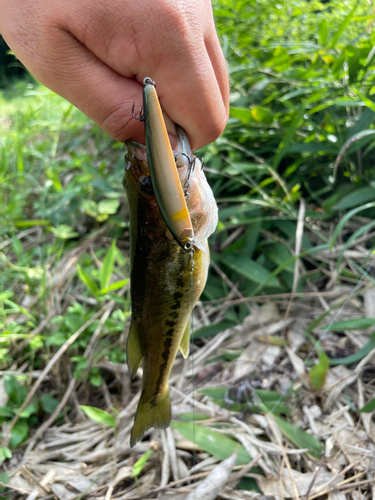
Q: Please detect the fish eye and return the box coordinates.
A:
[140,176,154,196]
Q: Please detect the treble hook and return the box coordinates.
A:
[132,103,145,122]
[183,155,204,198]
[196,155,204,170]
[174,152,191,168]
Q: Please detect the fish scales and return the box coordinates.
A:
[123,142,210,446]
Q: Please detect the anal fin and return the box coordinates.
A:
[179,320,190,358]
[126,321,143,378]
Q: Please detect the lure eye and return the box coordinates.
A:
[184,241,194,253]
[140,176,154,196]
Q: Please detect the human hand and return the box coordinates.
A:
[0,0,229,150]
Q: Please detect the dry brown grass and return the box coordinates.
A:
[2,222,375,500]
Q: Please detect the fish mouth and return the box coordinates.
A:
[125,128,218,250]
[126,140,148,163]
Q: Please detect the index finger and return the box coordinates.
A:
[148,41,228,151]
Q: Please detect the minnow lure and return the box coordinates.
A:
[133,77,195,252]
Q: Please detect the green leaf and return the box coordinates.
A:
[333,187,375,211]
[318,19,328,46]
[172,422,253,466]
[101,240,116,291]
[213,7,235,18]
[359,397,375,413]
[285,143,337,154]
[97,199,120,215]
[80,405,116,427]
[321,318,375,331]
[82,199,98,218]
[223,162,266,175]
[200,387,228,400]
[337,220,375,271]
[41,394,59,414]
[50,224,79,240]
[221,254,280,288]
[229,107,253,123]
[89,373,102,387]
[292,6,302,16]
[264,244,294,274]
[274,416,322,458]
[330,201,375,249]
[0,471,9,483]
[309,351,329,390]
[14,219,50,228]
[77,264,99,295]
[335,130,375,176]
[329,4,357,48]
[101,279,128,294]
[3,375,26,406]
[273,108,305,170]
[199,387,290,415]
[115,246,126,267]
[352,90,375,114]
[0,448,12,461]
[9,420,29,449]
[329,334,375,366]
[251,106,274,124]
[19,398,38,418]
[0,406,14,418]
[177,413,211,422]
[131,450,153,479]
[192,320,236,339]
[237,477,261,493]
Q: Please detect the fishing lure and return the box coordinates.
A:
[133,77,195,253]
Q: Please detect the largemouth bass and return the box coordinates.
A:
[124,80,217,447]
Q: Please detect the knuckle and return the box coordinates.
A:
[100,104,134,141]
[207,113,228,143]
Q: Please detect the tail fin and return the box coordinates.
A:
[130,387,171,447]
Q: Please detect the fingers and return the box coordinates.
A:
[1,0,229,149]
[137,35,228,151]
[64,0,229,150]
[150,3,228,151]
[154,49,228,151]
[204,30,230,117]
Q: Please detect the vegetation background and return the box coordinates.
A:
[1,0,375,497]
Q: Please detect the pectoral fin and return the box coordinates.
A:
[126,321,143,378]
[179,321,190,358]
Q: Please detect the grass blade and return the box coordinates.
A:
[80,405,116,427]
[274,416,322,458]
[172,422,254,466]
[101,240,116,291]
[329,333,375,366]
[329,4,358,47]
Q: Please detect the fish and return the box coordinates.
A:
[123,81,217,446]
